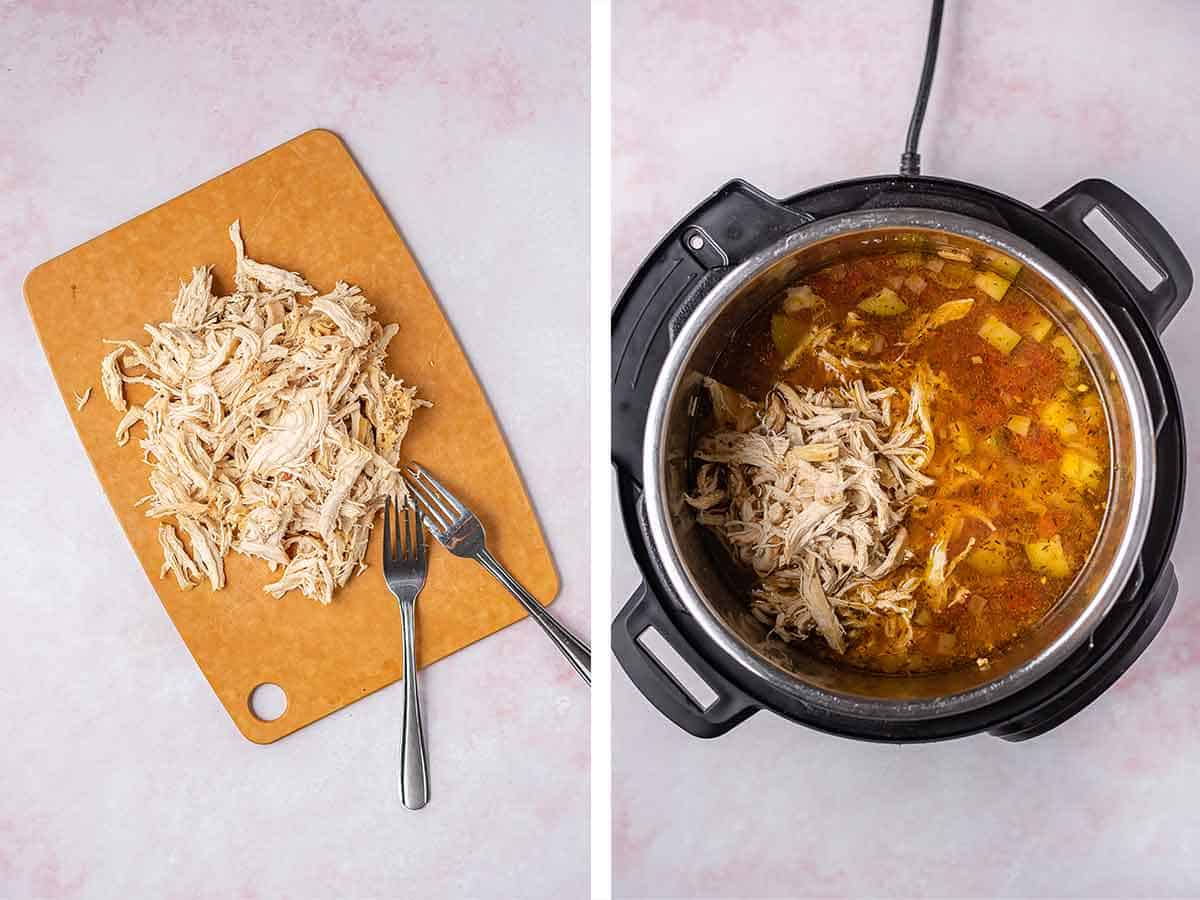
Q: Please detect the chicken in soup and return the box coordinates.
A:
[687,247,1110,674]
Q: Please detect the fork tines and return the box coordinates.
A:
[383,494,425,564]
[402,464,462,536]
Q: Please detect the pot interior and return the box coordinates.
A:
[654,216,1152,711]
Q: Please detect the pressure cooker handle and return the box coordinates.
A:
[1044,179,1192,334]
[611,180,811,481]
[991,563,1177,742]
[612,583,759,738]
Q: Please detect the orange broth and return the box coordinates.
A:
[711,249,1110,674]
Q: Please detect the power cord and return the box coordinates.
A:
[900,0,946,176]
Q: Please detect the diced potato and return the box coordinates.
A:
[982,248,1022,280]
[949,420,974,455]
[904,273,927,294]
[1025,535,1072,578]
[979,431,1004,455]
[1039,399,1079,439]
[931,260,974,289]
[1025,311,1054,342]
[782,284,823,314]
[973,271,1011,301]
[895,251,924,269]
[1050,333,1081,367]
[924,257,945,273]
[967,538,1010,576]
[858,287,908,316]
[771,313,806,355]
[1061,448,1104,490]
[1006,415,1032,437]
[936,247,972,263]
[978,315,1021,355]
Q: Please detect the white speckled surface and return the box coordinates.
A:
[1,2,587,898]
[612,2,1200,897]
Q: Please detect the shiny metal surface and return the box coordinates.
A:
[382,496,431,810]
[404,463,592,685]
[642,208,1156,720]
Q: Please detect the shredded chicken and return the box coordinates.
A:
[902,298,976,349]
[101,221,429,604]
[100,348,127,411]
[687,375,935,652]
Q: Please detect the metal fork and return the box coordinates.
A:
[403,463,590,685]
[382,496,431,810]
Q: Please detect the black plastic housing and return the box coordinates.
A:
[611,175,1189,741]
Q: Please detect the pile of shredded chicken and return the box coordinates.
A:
[99,222,428,604]
[687,375,937,653]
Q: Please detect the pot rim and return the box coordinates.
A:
[642,207,1156,721]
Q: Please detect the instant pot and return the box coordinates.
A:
[612,175,1189,742]
[612,1,1190,741]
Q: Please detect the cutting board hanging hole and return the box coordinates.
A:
[249,683,288,722]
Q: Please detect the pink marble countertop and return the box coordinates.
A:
[1,2,587,898]
[612,2,1200,897]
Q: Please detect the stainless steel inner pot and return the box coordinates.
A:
[643,209,1156,720]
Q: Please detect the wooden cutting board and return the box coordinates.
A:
[24,129,559,744]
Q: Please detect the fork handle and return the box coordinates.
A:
[399,600,430,809]
[477,549,591,685]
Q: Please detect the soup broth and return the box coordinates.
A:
[699,248,1110,675]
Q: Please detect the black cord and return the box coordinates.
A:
[900,0,946,176]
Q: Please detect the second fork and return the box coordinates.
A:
[404,463,591,685]
[382,496,431,810]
